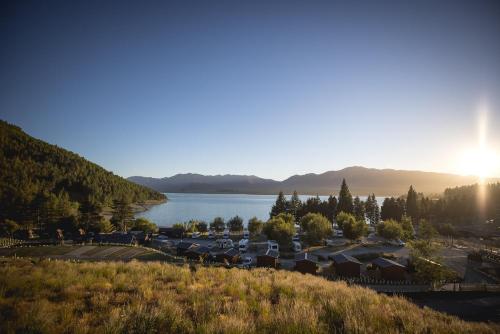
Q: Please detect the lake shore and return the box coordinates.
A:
[101,197,168,220]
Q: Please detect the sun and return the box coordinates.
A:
[458,148,499,180]
[456,102,499,180]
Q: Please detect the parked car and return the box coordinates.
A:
[191,232,201,239]
[268,240,279,252]
[292,234,300,242]
[292,241,301,252]
[223,229,230,239]
[216,238,234,249]
[238,256,253,268]
[243,230,250,239]
[239,238,249,252]
[208,230,215,239]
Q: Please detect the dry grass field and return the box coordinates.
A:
[0,258,498,333]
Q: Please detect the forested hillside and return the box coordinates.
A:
[0,120,165,227]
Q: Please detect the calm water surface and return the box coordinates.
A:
[137,193,384,227]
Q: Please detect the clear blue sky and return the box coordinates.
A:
[1,0,500,180]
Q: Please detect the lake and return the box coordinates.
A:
[136,193,385,227]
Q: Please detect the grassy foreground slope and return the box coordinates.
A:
[0,259,497,334]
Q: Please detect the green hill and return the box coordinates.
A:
[0,120,165,225]
[0,258,496,333]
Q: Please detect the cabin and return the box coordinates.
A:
[372,257,407,281]
[294,252,318,275]
[93,232,138,246]
[176,241,199,256]
[184,246,211,261]
[215,248,240,264]
[331,253,362,277]
[159,227,183,239]
[257,249,280,269]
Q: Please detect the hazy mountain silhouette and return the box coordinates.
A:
[128,166,495,196]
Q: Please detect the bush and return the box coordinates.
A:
[197,221,208,233]
[210,217,225,232]
[131,218,158,233]
[227,216,244,232]
[400,216,415,241]
[336,212,366,241]
[300,213,332,246]
[263,216,295,246]
[336,211,353,229]
[248,217,264,236]
[377,220,403,240]
[342,219,367,241]
[172,223,186,236]
[0,219,20,238]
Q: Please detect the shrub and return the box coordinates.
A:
[210,217,225,232]
[248,217,264,236]
[263,216,295,246]
[300,213,332,246]
[377,220,403,240]
[337,212,366,241]
[131,218,158,233]
[227,216,244,232]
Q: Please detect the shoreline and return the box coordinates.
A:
[131,198,167,214]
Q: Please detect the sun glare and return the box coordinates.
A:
[457,102,499,181]
[458,148,499,180]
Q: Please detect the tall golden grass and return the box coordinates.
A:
[0,258,496,333]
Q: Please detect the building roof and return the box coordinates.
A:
[372,257,405,268]
[94,232,137,244]
[264,249,279,258]
[192,246,211,255]
[177,241,198,249]
[224,248,240,257]
[331,253,362,265]
[295,252,316,262]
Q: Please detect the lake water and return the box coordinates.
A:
[136,193,385,227]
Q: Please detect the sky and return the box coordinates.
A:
[1,0,500,180]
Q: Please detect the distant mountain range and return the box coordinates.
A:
[128,167,498,196]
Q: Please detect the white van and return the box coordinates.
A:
[267,240,279,252]
[223,229,230,239]
[292,241,301,252]
[239,238,249,253]
[216,238,234,249]
[243,229,250,239]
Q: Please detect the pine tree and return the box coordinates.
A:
[326,195,338,222]
[288,191,302,221]
[79,198,102,233]
[337,179,354,214]
[111,197,134,232]
[406,185,418,220]
[353,196,366,222]
[270,191,288,218]
[365,194,380,225]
